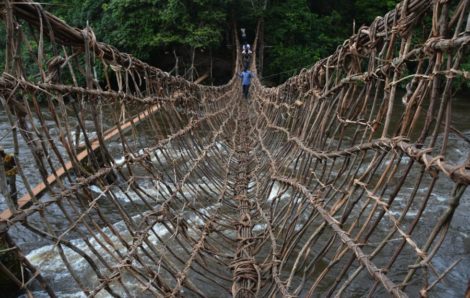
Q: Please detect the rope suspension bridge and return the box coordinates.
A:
[0,0,469,297]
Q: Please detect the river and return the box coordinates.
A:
[0,93,469,297]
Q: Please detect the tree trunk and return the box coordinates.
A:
[189,47,196,82]
[173,49,179,76]
[210,48,213,85]
[258,18,265,78]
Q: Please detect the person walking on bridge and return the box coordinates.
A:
[240,28,252,55]
[241,28,247,45]
[239,68,254,100]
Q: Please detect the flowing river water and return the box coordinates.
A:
[0,94,469,297]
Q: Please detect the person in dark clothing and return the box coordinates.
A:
[239,68,254,100]
[243,54,250,70]
[0,147,18,205]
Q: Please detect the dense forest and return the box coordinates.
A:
[0,0,404,85]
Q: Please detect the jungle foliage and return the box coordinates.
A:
[1,0,415,85]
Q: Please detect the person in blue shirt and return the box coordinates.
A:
[239,68,254,99]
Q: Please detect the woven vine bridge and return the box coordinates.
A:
[0,0,470,297]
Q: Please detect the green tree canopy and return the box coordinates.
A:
[3,0,407,84]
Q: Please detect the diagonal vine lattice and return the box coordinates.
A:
[0,0,470,297]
